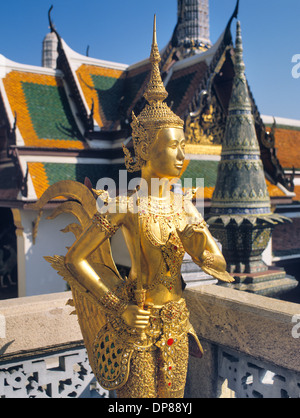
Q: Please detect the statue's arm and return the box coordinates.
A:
[178,201,234,283]
[65,211,127,309]
[65,209,150,327]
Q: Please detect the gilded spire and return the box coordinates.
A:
[143,15,168,105]
[123,15,184,173]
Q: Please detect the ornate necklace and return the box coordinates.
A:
[138,195,183,246]
[138,195,186,291]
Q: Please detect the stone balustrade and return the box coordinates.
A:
[0,286,299,398]
[184,285,300,398]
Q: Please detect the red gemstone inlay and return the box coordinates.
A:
[169,366,172,370]
[168,382,172,386]
[167,338,174,346]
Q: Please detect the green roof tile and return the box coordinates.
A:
[122,70,149,115]
[180,160,218,188]
[91,75,125,123]
[166,71,196,113]
[22,82,83,141]
[43,163,137,190]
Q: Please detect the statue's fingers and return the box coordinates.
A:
[135,319,149,325]
[137,308,151,315]
[136,314,150,320]
[182,226,195,239]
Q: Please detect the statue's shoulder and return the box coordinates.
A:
[93,189,134,217]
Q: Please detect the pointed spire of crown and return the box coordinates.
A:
[124,15,184,172]
[132,14,183,131]
[143,15,169,104]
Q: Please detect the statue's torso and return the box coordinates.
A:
[121,194,189,307]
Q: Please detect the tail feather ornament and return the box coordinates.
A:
[28,179,122,367]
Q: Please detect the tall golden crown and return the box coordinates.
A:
[123,15,184,172]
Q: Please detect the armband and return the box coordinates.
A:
[99,290,128,315]
[201,251,214,269]
[92,213,118,237]
[191,250,214,270]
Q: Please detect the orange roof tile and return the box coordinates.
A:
[76,64,125,129]
[273,128,300,170]
[293,185,300,201]
[28,162,49,199]
[3,71,85,149]
[265,179,286,198]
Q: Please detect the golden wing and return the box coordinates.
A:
[30,179,120,272]
[44,254,107,360]
[29,179,122,373]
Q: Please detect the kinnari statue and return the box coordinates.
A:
[31,16,233,398]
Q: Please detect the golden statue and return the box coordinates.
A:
[31,16,233,398]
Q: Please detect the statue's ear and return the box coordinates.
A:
[139,140,151,161]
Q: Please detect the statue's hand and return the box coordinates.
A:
[176,223,207,260]
[121,304,151,330]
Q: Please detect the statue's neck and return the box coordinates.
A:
[140,170,172,199]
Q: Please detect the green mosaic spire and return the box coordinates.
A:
[206,21,293,288]
[210,21,271,217]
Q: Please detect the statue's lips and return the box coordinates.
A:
[175,164,183,169]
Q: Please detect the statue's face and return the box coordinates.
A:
[147,127,185,179]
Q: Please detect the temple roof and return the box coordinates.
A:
[263,116,300,171]
[2,69,85,150]
[262,115,300,202]
[23,158,288,203]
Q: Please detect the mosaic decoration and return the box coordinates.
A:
[3,71,85,149]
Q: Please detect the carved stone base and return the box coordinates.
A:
[219,267,298,298]
[209,221,273,275]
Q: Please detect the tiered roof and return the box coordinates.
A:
[3,70,85,149]
[263,116,300,201]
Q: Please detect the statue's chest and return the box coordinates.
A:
[141,211,184,248]
[139,211,186,290]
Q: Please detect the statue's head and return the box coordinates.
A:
[123,16,185,176]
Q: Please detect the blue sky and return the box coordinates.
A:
[0,0,299,120]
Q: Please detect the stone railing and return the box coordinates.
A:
[0,286,299,398]
[0,292,107,398]
[184,285,300,398]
